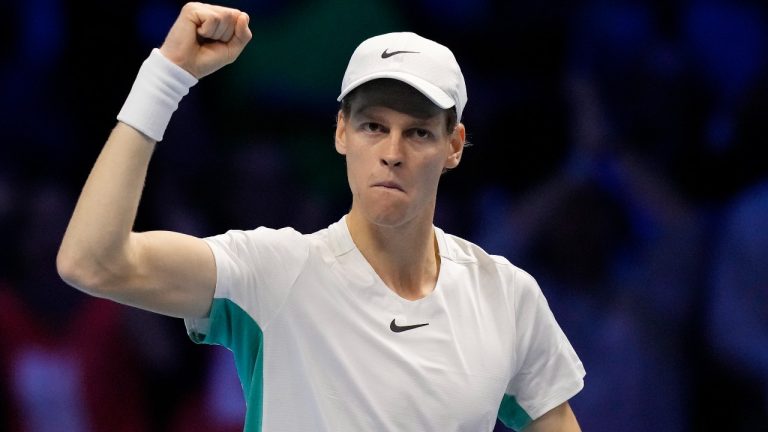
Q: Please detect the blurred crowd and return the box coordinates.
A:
[0,0,766,431]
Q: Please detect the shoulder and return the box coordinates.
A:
[441,230,534,276]
[204,218,350,265]
[440,230,541,295]
[204,226,313,254]
[207,226,306,244]
[202,226,313,270]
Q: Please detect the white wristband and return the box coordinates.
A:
[117,48,198,141]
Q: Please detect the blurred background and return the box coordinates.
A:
[1,0,766,430]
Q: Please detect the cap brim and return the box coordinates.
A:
[337,71,455,110]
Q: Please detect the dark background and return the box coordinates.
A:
[1,0,767,431]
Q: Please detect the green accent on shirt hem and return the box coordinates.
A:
[498,393,533,431]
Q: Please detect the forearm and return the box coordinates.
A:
[58,39,196,293]
[57,123,155,293]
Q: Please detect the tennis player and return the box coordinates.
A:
[57,2,585,430]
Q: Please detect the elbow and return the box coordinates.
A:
[56,246,114,297]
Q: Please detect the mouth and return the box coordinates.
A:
[372,181,405,192]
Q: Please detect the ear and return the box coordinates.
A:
[444,123,465,170]
[335,111,348,155]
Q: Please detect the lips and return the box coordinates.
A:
[373,181,405,192]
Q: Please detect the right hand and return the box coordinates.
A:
[159,2,252,79]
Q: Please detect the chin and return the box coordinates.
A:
[352,192,429,228]
[356,202,408,227]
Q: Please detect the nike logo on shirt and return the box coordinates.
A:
[390,319,429,333]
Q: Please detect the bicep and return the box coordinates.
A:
[116,230,216,318]
[523,402,580,432]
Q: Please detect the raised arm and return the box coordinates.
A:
[56,3,252,318]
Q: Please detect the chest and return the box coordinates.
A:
[261,255,514,428]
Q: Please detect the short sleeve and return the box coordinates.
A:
[185,226,310,347]
[498,269,585,430]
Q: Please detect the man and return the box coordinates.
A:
[57,3,585,431]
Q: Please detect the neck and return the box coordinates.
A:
[346,210,440,301]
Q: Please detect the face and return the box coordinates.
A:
[335,91,465,228]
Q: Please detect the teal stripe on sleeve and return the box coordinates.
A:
[498,394,533,431]
[189,298,265,432]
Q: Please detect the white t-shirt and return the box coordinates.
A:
[185,216,585,431]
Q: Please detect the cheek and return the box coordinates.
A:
[422,155,448,182]
[345,152,368,192]
[424,169,444,194]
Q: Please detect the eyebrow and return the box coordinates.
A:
[350,108,384,126]
[353,106,442,130]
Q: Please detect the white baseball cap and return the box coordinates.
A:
[337,32,468,121]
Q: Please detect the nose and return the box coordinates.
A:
[380,132,404,167]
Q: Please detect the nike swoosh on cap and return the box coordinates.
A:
[390,318,429,333]
[381,49,420,59]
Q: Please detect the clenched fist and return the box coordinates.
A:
[159,2,252,79]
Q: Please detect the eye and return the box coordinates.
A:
[410,128,434,140]
[361,122,384,133]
